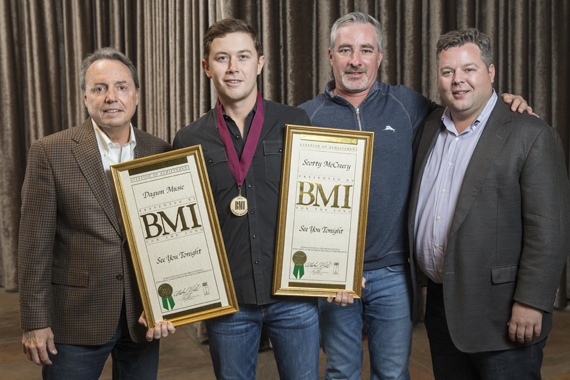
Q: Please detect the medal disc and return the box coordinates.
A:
[230,195,248,216]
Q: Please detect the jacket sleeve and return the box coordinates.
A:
[18,140,57,330]
[300,108,312,127]
[401,86,441,133]
[514,124,570,313]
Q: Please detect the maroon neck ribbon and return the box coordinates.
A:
[216,92,265,188]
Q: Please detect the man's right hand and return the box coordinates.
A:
[22,327,57,366]
[138,311,176,342]
[326,277,366,306]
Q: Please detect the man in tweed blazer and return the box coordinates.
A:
[18,48,173,379]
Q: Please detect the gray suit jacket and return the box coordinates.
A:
[19,118,171,345]
[408,101,570,353]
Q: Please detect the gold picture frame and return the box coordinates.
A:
[273,125,374,298]
[111,146,238,327]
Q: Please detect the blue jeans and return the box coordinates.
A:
[205,297,320,380]
[425,280,546,380]
[42,306,159,380]
[319,265,413,380]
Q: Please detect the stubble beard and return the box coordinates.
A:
[340,68,370,92]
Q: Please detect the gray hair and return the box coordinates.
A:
[436,28,493,69]
[80,47,139,91]
[330,12,383,52]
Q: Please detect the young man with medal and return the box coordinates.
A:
[173,18,319,380]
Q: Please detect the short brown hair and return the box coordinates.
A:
[437,28,493,69]
[80,47,139,91]
[203,18,263,62]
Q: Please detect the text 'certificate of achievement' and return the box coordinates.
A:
[111,146,238,327]
[273,125,373,298]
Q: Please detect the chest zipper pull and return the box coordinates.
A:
[356,108,363,131]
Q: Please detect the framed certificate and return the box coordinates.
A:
[111,146,238,327]
[273,125,373,298]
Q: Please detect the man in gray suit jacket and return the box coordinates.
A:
[409,29,570,379]
[19,48,173,379]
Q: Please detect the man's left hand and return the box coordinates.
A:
[507,301,543,343]
[501,93,538,117]
[138,311,176,342]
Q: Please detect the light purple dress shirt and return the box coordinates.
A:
[415,91,498,283]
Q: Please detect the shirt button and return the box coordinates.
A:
[252,234,256,239]
[248,184,252,188]
[448,162,452,166]
[116,274,123,280]
[255,260,259,264]
[438,269,443,274]
[442,189,446,193]
[436,216,441,220]
[250,209,255,214]
[455,137,459,141]
[435,244,440,248]
[236,135,240,139]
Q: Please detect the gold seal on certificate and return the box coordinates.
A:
[292,251,307,279]
[292,251,307,265]
[230,195,248,216]
[158,283,175,311]
[158,284,173,298]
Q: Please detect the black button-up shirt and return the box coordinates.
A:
[173,100,311,304]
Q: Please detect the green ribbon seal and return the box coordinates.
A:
[158,284,175,311]
[292,251,307,279]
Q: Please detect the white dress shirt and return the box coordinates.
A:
[92,120,137,232]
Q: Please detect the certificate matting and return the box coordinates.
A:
[273,125,373,297]
[111,146,238,327]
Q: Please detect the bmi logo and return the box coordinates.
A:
[235,200,246,210]
[140,203,202,239]
[296,181,352,209]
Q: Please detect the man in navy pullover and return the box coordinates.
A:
[299,12,531,380]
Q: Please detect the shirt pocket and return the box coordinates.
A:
[263,140,283,182]
[204,148,235,192]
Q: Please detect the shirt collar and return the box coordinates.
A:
[91,119,137,154]
[219,101,258,140]
[221,101,257,121]
[441,89,498,135]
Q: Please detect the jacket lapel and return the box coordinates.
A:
[447,101,511,241]
[71,119,122,237]
[133,128,151,159]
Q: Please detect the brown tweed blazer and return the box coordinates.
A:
[18,118,171,345]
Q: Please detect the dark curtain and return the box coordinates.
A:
[1,0,569,303]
